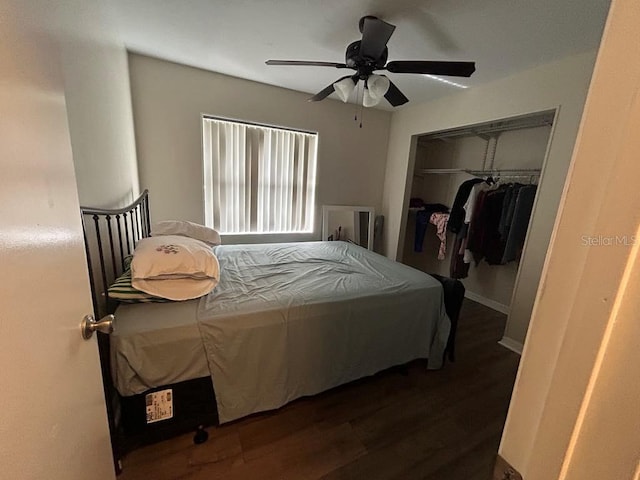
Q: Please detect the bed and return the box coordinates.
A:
[81,190,453,467]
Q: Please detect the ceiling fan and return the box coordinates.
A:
[266,15,476,108]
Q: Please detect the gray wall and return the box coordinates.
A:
[61,0,139,208]
[128,53,392,244]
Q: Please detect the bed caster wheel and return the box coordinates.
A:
[193,425,209,445]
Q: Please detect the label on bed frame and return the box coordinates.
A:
[145,389,174,424]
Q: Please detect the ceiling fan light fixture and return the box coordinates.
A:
[334,77,356,102]
[362,74,390,107]
[362,87,380,107]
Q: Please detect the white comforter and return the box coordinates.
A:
[197,241,450,423]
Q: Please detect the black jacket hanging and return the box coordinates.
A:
[448,178,484,234]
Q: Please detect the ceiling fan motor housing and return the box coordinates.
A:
[345,41,388,73]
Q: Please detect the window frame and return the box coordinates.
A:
[201,114,319,236]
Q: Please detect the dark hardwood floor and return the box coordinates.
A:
[119,300,520,480]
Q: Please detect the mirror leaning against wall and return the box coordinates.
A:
[322,205,375,250]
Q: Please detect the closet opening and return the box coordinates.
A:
[402,110,557,352]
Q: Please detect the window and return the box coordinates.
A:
[202,117,318,235]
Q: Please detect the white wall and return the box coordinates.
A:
[59,0,139,208]
[403,126,550,310]
[381,51,597,346]
[128,53,391,244]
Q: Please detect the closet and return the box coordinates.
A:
[403,112,554,318]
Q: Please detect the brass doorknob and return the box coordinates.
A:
[81,314,114,340]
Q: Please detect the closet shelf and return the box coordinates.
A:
[417,112,555,143]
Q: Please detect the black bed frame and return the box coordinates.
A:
[80,190,463,473]
[80,190,218,473]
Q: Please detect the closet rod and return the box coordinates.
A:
[467,168,541,176]
[416,168,541,176]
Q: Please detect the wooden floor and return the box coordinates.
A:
[119,300,520,480]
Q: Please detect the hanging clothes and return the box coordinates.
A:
[480,187,509,265]
[409,197,425,208]
[450,223,471,278]
[498,183,523,240]
[462,181,537,265]
[502,185,537,263]
[413,203,449,252]
[432,176,537,275]
[463,182,492,264]
[466,186,509,265]
[447,179,484,234]
[450,181,493,278]
[430,212,450,260]
[465,189,489,262]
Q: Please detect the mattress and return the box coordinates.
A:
[111,241,450,423]
[198,241,450,422]
[111,300,208,396]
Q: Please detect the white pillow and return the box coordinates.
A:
[131,235,220,301]
[151,220,221,246]
[132,235,219,280]
[132,277,216,301]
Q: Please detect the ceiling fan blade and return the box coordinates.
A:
[308,75,357,102]
[380,76,409,107]
[266,60,349,68]
[385,61,476,77]
[359,16,396,61]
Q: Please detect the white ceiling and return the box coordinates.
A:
[108,0,611,110]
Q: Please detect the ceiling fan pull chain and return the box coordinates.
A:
[360,85,367,128]
[354,82,361,121]
[359,83,365,128]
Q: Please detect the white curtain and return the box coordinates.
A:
[203,118,317,234]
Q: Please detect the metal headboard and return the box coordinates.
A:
[80,190,151,318]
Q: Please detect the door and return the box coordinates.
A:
[0,2,115,479]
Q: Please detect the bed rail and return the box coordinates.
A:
[80,189,151,319]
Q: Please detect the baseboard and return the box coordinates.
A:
[498,336,524,355]
[464,290,510,315]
